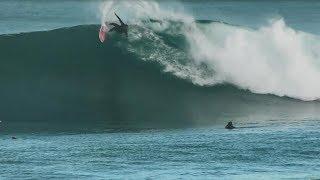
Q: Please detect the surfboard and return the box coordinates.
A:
[99,25,108,43]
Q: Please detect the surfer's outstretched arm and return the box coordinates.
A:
[115,12,125,25]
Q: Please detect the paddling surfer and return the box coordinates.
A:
[225,121,235,129]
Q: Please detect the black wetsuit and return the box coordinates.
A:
[109,13,128,37]
[225,122,235,129]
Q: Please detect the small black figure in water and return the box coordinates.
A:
[108,13,128,37]
[225,121,235,129]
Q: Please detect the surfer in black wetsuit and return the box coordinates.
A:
[225,121,235,129]
[108,13,128,37]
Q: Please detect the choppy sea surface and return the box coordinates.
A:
[2,123,320,179]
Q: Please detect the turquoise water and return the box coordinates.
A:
[1,123,320,179]
[1,0,320,179]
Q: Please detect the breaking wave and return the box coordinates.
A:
[1,0,320,131]
[99,0,320,101]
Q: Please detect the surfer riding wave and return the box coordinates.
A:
[99,12,128,43]
[108,13,128,37]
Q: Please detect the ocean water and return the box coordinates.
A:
[1,124,320,179]
[1,0,320,179]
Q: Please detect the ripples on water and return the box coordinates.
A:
[1,122,320,179]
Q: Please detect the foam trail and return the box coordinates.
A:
[99,1,320,101]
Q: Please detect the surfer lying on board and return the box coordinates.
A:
[108,13,128,37]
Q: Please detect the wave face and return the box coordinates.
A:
[1,24,320,132]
